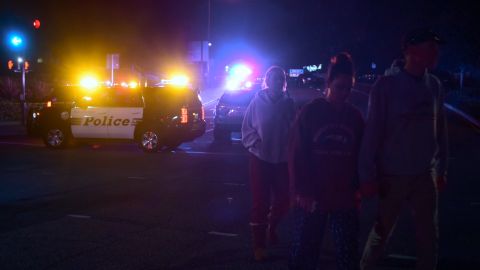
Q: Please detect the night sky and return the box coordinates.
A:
[1,0,480,76]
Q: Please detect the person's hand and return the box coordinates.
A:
[436,175,447,192]
[296,195,316,213]
[360,180,378,198]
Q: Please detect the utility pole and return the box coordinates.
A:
[21,61,26,125]
[207,0,211,87]
[16,57,27,125]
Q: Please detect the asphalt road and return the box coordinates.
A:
[0,87,479,270]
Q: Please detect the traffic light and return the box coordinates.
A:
[8,60,14,70]
[33,19,41,29]
[24,61,30,70]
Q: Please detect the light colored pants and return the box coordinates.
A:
[360,173,438,270]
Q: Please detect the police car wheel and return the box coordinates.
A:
[44,127,68,149]
[140,130,160,152]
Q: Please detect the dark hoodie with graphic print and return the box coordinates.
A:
[289,98,364,211]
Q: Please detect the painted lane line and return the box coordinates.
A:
[67,214,91,219]
[208,231,238,237]
[183,150,246,157]
[0,141,44,147]
[223,183,246,186]
[127,176,147,180]
[205,129,214,133]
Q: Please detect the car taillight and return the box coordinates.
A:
[46,101,52,108]
[181,107,188,123]
[201,106,205,120]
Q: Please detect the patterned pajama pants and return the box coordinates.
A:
[289,208,359,270]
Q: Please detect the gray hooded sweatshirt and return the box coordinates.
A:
[359,70,448,182]
[242,89,295,163]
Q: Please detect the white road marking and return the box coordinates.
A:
[0,141,43,147]
[127,176,147,180]
[67,214,91,219]
[387,254,417,260]
[208,231,238,237]
[182,150,246,157]
[205,129,214,133]
[223,183,245,186]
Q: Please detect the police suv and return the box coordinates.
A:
[32,84,206,152]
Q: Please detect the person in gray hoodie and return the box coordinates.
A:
[242,66,295,261]
[359,28,448,270]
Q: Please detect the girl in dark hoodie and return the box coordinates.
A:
[289,53,364,270]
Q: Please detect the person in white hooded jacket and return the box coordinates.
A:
[242,66,295,261]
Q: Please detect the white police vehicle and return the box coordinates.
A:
[33,85,206,152]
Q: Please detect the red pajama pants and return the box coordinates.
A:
[249,154,290,229]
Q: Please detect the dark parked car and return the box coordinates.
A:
[213,77,323,141]
[213,88,259,141]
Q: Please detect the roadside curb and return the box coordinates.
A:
[444,103,480,130]
[0,121,22,126]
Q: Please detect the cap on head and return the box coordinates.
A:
[402,28,445,50]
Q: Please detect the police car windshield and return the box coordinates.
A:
[70,87,143,107]
[142,86,196,110]
[49,86,77,102]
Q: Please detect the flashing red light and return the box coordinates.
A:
[33,19,41,29]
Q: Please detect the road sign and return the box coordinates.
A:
[106,54,120,70]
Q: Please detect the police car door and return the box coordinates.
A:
[70,94,110,138]
[106,89,143,139]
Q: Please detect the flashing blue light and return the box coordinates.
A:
[230,64,252,79]
[11,36,23,47]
